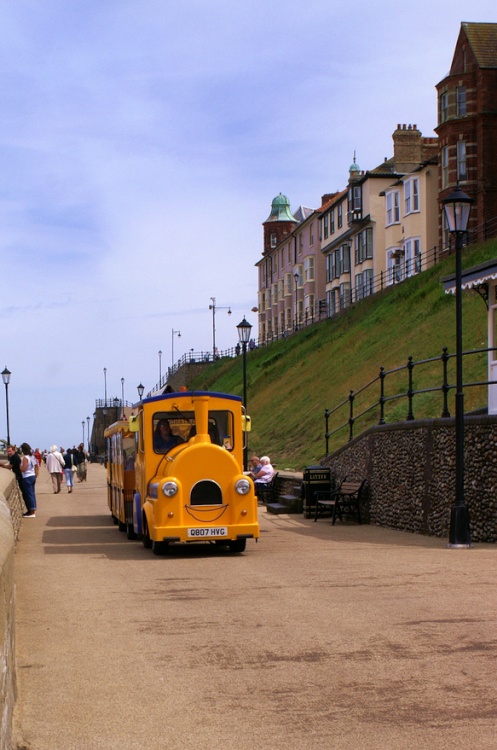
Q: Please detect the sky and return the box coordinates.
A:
[0,0,496,451]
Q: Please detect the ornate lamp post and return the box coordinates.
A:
[2,367,11,446]
[103,367,107,428]
[137,383,145,401]
[158,350,162,385]
[209,297,232,361]
[121,377,125,418]
[171,329,181,373]
[443,185,473,548]
[82,420,85,445]
[86,416,90,452]
[236,317,252,471]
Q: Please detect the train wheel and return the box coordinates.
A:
[126,523,137,540]
[152,541,169,556]
[142,516,152,549]
[228,538,246,553]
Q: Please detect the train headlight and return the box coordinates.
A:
[162,481,178,497]
[235,478,251,495]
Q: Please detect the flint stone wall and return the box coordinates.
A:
[322,413,497,543]
[0,468,24,750]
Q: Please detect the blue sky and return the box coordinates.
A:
[1,1,496,450]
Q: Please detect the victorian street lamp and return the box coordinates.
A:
[121,377,125,418]
[158,350,162,385]
[137,383,145,401]
[172,329,181,373]
[443,185,473,548]
[103,367,107,428]
[82,420,85,445]
[86,416,90,452]
[209,297,232,361]
[2,367,11,446]
[236,317,252,471]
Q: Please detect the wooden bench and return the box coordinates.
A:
[314,479,366,525]
[255,471,279,504]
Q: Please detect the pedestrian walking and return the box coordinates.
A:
[45,445,65,494]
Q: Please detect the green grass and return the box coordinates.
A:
[188,239,497,470]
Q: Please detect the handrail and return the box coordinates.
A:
[323,347,497,455]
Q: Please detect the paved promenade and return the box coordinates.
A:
[12,463,497,749]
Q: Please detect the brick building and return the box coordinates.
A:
[435,22,497,243]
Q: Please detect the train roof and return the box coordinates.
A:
[135,390,243,408]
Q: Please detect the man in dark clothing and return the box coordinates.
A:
[0,445,32,514]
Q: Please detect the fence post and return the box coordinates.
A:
[324,409,330,457]
[441,346,451,417]
[406,355,415,421]
[348,390,355,442]
[378,366,386,425]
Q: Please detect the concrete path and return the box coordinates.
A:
[12,464,497,749]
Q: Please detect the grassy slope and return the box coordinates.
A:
[188,239,497,470]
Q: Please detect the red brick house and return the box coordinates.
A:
[435,22,497,244]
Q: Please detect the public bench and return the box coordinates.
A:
[314,479,367,525]
[256,471,279,504]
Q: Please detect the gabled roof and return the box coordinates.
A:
[462,22,497,69]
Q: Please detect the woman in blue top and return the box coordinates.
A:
[154,419,183,452]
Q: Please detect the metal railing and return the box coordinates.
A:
[323,347,497,456]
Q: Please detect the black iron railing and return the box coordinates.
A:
[323,347,497,455]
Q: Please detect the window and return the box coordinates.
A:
[326,253,333,283]
[337,203,343,228]
[354,228,373,264]
[339,282,351,309]
[273,253,278,274]
[441,147,449,189]
[348,185,362,221]
[331,244,350,278]
[323,214,329,239]
[404,178,419,215]
[272,283,278,304]
[280,248,284,270]
[386,191,400,225]
[309,224,314,246]
[457,140,467,181]
[279,279,284,300]
[294,265,303,287]
[404,238,421,277]
[304,256,315,282]
[440,91,449,123]
[304,294,315,319]
[270,232,277,248]
[456,86,466,117]
[330,209,335,234]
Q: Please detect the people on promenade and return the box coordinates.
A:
[248,455,262,476]
[62,448,75,493]
[74,443,87,482]
[20,443,38,516]
[33,448,42,466]
[45,445,65,494]
[0,445,34,516]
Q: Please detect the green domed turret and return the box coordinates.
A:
[264,193,297,223]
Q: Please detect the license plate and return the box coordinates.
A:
[187,527,228,539]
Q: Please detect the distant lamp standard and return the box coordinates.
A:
[86,416,90,452]
[236,317,252,471]
[82,420,85,445]
[209,297,232,361]
[137,383,145,401]
[294,272,299,331]
[113,397,119,421]
[103,367,108,428]
[121,377,125,418]
[158,350,162,385]
[2,367,11,445]
[172,329,181,372]
[443,185,473,548]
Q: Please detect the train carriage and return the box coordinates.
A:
[105,390,259,555]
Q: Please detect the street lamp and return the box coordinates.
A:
[103,367,107,428]
[443,185,473,548]
[86,416,90,452]
[158,350,162,385]
[82,420,85,445]
[209,297,232,361]
[172,329,181,373]
[2,367,11,446]
[121,377,125,418]
[137,383,145,401]
[294,272,299,331]
[237,317,252,471]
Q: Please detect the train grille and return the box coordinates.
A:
[190,481,222,506]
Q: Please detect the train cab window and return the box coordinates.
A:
[152,410,234,453]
